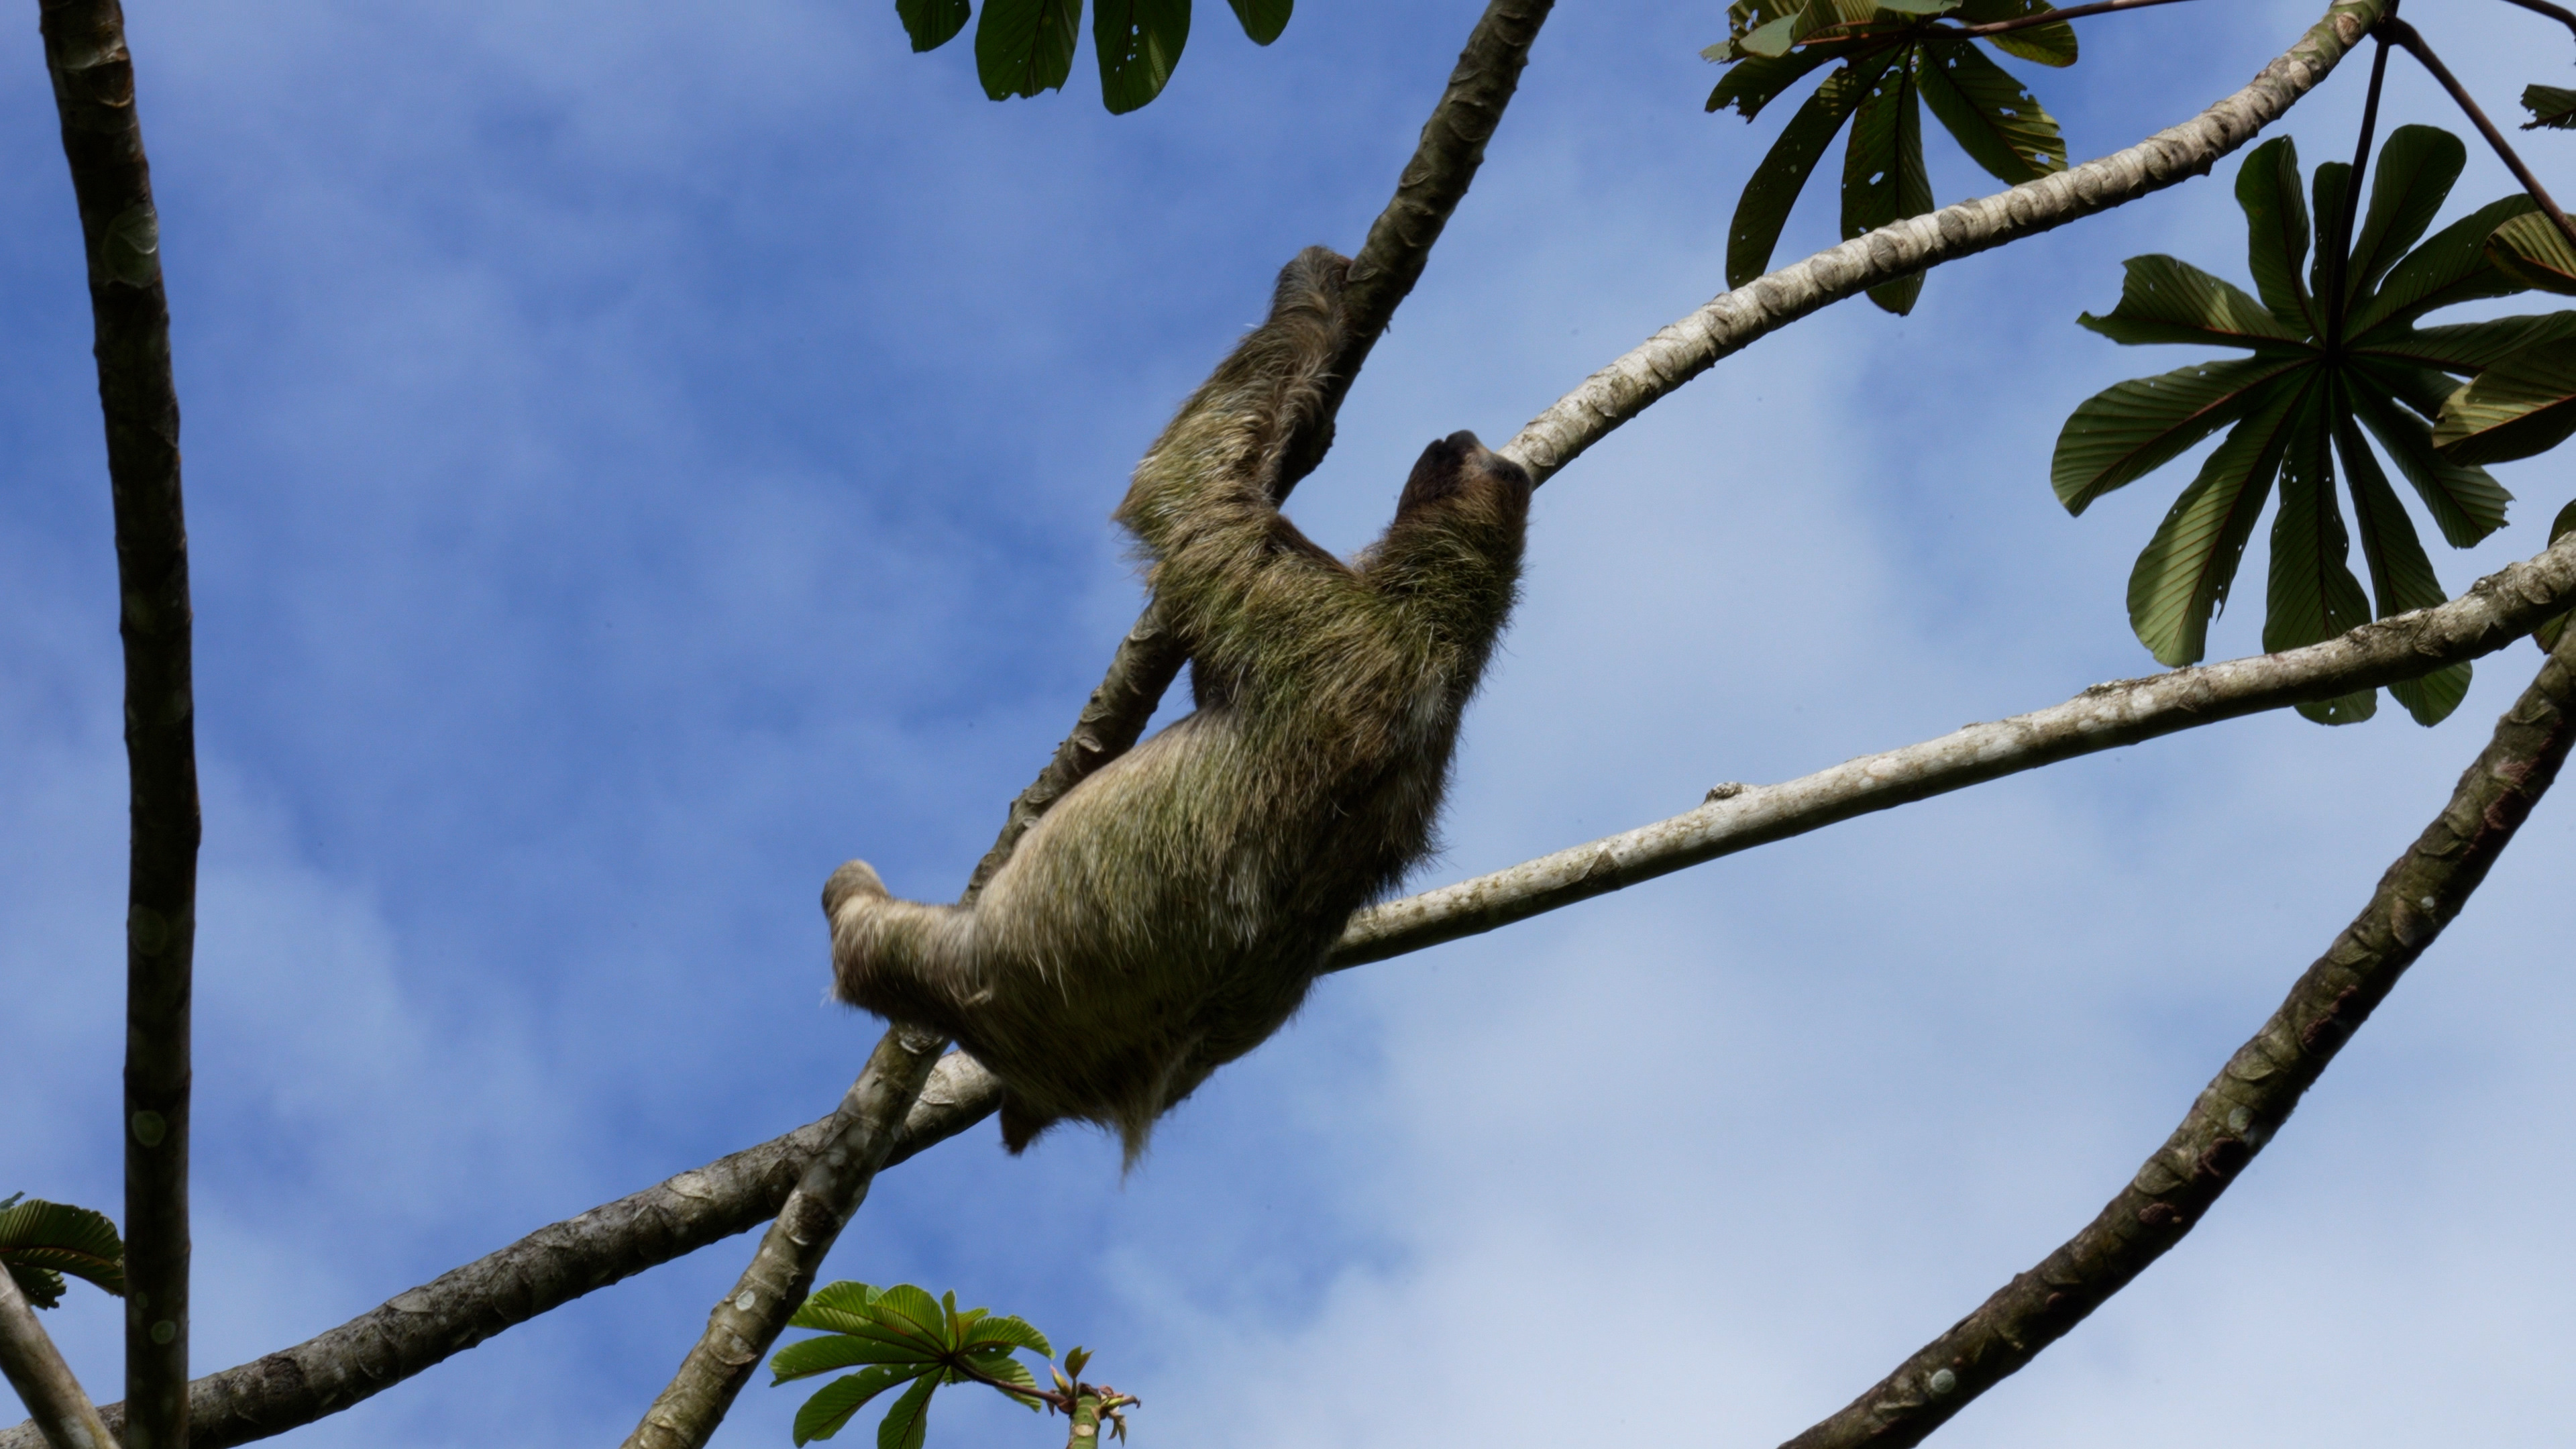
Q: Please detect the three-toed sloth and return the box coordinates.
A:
[826,246,1531,1162]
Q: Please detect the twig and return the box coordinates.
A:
[1507,0,2392,482]
[2495,0,2576,43]
[2320,20,2392,348]
[1778,600,2576,1449]
[36,4,201,1446]
[0,1269,115,1449]
[1947,0,2197,39]
[2381,17,2576,253]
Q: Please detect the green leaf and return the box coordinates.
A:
[1841,52,1931,315]
[876,1371,941,1449]
[2523,83,2576,131]
[1225,0,1289,46]
[2347,196,2538,336]
[2337,415,2470,721]
[2485,211,2576,297]
[959,1313,1054,1358]
[2262,385,2376,722]
[897,0,973,52]
[2536,497,2576,651]
[792,1281,883,1334]
[2234,136,2316,333]
[2339,125,2467,310]
[0,1197,125,1309]
[1727,53,1893,288]
[959,1348,1043,1403]
[2432,335,2576,464]
[2053,354,2308,513]
[791,1366,926,1446]
[1063,1346,1092,1381]
[2127,376,2312,666]
[2077,254,2306,349]
[2353,311,2576,373]
[1706,50,1835,120]
[870,1285,953,1347]
[2349,380,2512,544]
[975,0,1081,100]
[1093,0,1187,113]
[772,1334,943,1384]
[1955,0,2074,65]
[1915,39,2064,184]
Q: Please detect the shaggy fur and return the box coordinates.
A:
[826,246,1531,1163]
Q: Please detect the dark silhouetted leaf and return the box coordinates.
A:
[2336,413,2467,722]
[1843,54,1931,314]
[2355,312,2576,373]
[2234,136,2315,333]
[1916,38,2064,184]
[898,0,973,52]
[2127,376,2311,665]
[2339,125,2465,309]
[2485,210,2576,297]
[1727,52,1893,287]
[975,0,1081,100]
[0,1197,124,1309]
[2347,195,2537,335]
[1226,0,1289,46]
[2432,335,2576,464]
[1095,0,1188,113]
[2077,254,2305,348]
[2349,381,2512,544]
[2053,356,2306,513]
[2263,386,2375,722]
[2523,83,2576,131]
[1706,50,1834,119]
[1957,0,2074,65]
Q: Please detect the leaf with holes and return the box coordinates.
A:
[975,0,1081,100]
[2485,210,2576,297]
[2523,83,2576,131]
[1915,38,2063,184]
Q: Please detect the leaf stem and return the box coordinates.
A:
[1946,0,2198,39]
[2381,17,2576,253]
[2322,18,2393,352]
[2493,0,2576,43]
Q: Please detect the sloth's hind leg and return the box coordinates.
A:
[823,859,977,1035]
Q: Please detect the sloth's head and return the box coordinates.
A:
[1391,430,1532,553]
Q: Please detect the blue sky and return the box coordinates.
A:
[5,1,2574,1444]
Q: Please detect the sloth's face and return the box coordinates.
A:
[1397,430,1532,525]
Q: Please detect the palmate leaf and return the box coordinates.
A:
[1843,54,1931,314]
[2433,335,2576,464]
[876,1373,942,1449]
[773,1332,945,1383]
[2077,254,2305,349]
[2355,312,2576,374]
[2336,414,2471,722]
[2346,195,2537,335]
[958,1313,1053,1357]
[0,1197,125,1309]
[2538,498,2576,651]
[1224,0,1289,46]
[2523,83,2576,131]
[2264,384,2376,722]
[975,0,1082,100]
[2347,380,2512,545]
[2053,354,2308,512]
[1094,0,1188,114]
[1727,51,1894,288]
[1915,38,2064,184]
[791,1366,930,1446]
[2236,136,2316,332]
[897,0,973,52]
[2337,125,2465,310]
[2484,211,2576,297]
[1955,0,2074,66]
[1707,50,1836,119]
[2128,374,2312,666]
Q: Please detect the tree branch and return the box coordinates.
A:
[1503,0,2389,483]
[1778,587,2576,1449]
[2381,17,2576,253]
[2495,0,2576,44]
[36,4,201,1446]
[1949,0,2196,37]
[1334,500,2576,967]
[0,1269,114,1449]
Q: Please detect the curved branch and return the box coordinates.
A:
[1502,0,2388,484]
[1332,528,2576,967]
[38,3,203,1444]
[1779,598,2576,1449]
[0,1268,114,1449]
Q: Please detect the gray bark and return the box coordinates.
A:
[0,1270,114,1449]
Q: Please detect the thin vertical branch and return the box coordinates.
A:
[0,1271,115,1449]
[2382,18,2576,252]
[36,4,201,1447]
[2320,24,2391,350]
[1780,623,2576,1449]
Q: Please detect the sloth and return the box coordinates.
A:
[825,246,1531,1162]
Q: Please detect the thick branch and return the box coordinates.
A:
[37,4,201,1446]
[0,1269,114,1449]
[1502,0,2388,483]
[1779,591,2576,1449]
[1334,528,2576,966]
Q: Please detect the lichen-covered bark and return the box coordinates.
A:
[1334,527,2576,965]
[1777,596,2576,1449]
[622,1026,947,1449]
[1502,0,2388,484]
[0,1268,115,1449]
[36,4,201,1446]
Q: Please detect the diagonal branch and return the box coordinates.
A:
[2380,17,2576,252]
[1332,528,2576,967]
[1778,587,2576,1449]
[37,4,203,1446]
[1503,0,2388,483]
[0,1267,114,1449]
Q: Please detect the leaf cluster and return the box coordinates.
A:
[1704,0,2074,314]
[899,0,1287,113]
[2053,126,2568,724]
[0,1193,125,1309]
[769,1281,1057,1448]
